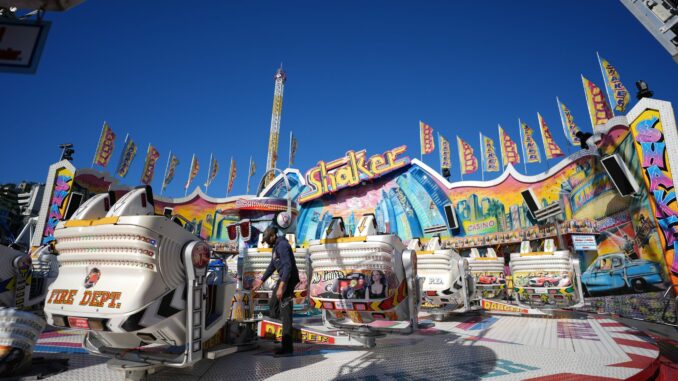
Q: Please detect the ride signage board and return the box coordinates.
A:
[0,19,51,74]
[572,235,597,251]
[298,145,410,203]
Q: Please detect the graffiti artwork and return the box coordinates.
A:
[41,167,74,245]
[630,109,678,278]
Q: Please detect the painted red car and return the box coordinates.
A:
[478,275,497,284]
[528,276,560,287]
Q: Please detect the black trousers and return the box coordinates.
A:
[269,280,295,351]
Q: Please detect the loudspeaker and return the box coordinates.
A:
[520,189,540,219]
[443,204,459,230]
[601,154,640,197]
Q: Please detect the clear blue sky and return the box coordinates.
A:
[3,1,677,197]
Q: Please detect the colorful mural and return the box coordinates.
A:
[629,108,678,288]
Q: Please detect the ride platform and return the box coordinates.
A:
[23,311,669,381]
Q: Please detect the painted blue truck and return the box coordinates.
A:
[581,253,664,295]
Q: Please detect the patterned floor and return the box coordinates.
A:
[29,312,665,381]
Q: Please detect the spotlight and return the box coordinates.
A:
[59,143,74,161]
[636,80,654,100]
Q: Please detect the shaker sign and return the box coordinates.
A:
[0,19,50,74]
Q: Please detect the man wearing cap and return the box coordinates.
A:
[251,226,300,357]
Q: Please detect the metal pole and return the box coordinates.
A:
[479,132,485,181]
[160,149,172,196]
[205,153,213,194]
[288,131,293,168]
[246,156,252,195]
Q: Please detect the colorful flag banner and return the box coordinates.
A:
[115,134,137,177]
[438,134,451,170]
[247,156,256,194]
[162,153,179,192]
[204,154,219,188]
[92,122,116,168]
[519,120,541,163]
[537,113,565,159]
[498,125,520,167]
[582,75,613,128]
[557,97,582,146]
[456,136,478,175]
[140,145,160,185]
[482,134,500,172]
[419,121,435,156]
[227,157,237,195]
[289,132,298,167]
[598,54,630,113]
[185,154,200,191]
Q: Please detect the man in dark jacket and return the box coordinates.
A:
[251,226,300,356]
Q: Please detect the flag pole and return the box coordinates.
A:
[498,125,506,170]
[205,153,213,193]
[437,132,442,174]
[479,132,485,181]
[419,121,423,162]
[185,154,194,197]
[227,156,233,197]
[288,131,292,168]
[247,155,253,195]
[596,52,615,115]
[457,137,464,181]
[518,119,528,175]
[160,149,171,195]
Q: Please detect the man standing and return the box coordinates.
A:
[251,226,300,357]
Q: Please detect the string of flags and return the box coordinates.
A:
[418,53,632,180]
[90,124,299,197]
[90,131,280,197]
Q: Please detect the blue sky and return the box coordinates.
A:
[3,1,677,197]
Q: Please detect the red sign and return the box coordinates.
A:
[68,317,89,329]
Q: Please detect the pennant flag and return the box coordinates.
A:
[140,145,160,185]
[289,132,298,167]
[419,121,435,155]
[456,136,478,175]
[115,134,137,177]
[247,156,256,195]
[162,153,180,192]
[185,154,200,191]
[204,154,219,187]
[498,125,520,167]
[92,122,116,168]
[557,97,582,146]
[582,75,613,128]
[438,134,452,170]
[227,157,237,195]
[598,54,630,113]
[537,113,565,159]
[249,158,256,177]
[519,120,541,163]
[481,134,500,172]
